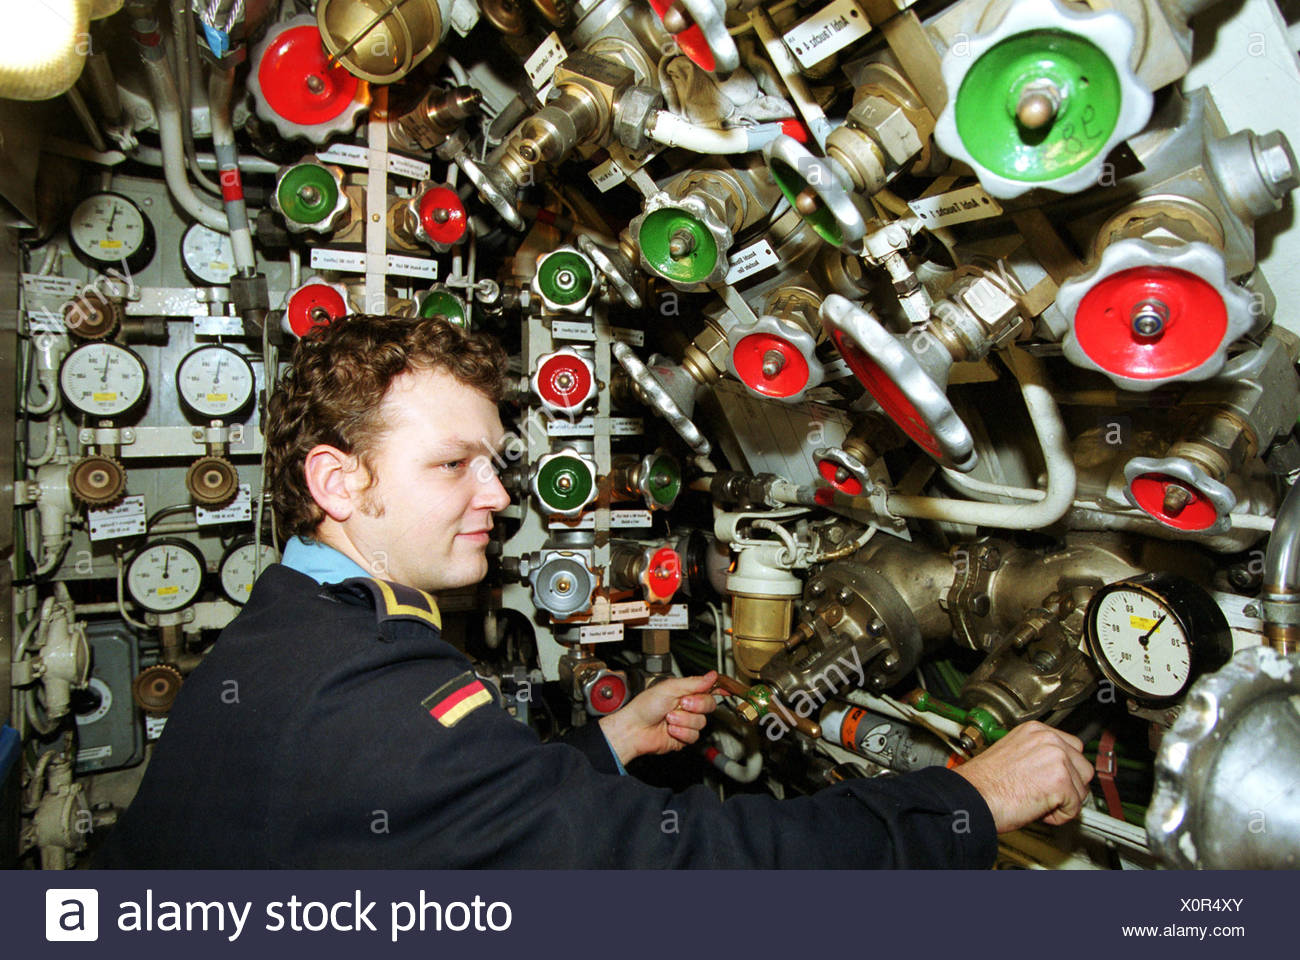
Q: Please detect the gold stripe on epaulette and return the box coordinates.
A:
[374,578,442,630]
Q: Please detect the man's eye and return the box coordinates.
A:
[439,459,467,472]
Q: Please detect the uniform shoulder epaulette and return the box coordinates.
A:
[327,577,442,630]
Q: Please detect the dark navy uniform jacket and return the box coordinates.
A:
[95,564,998,868]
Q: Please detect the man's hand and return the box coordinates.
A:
[598,671,718,766]
[952,721,1095,833]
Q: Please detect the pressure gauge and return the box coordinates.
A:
[180,222,236,285]
[59,341,149,418]
[176,345,256,420]
[68,192,156,273]
[126,539,207,613]
[1084,572,1233,704]
[219,537,279,605]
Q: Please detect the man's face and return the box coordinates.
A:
[342,367,510,593]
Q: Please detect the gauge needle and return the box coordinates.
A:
[213,356,224,387]
[1138,614,1167,647]
[163,550,171,580]
[101,352,111,384]
[108,204,117,233]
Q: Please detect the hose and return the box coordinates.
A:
[885,351,1076,530]
[207,66,257,270]
[1261,478,1300,652]
[644,111,789,154]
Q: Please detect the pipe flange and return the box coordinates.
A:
[133,663,184,714]
[724,313,825,403]
[69,455,127,508]
[577,234,641,308]
[1056,239,1253,391]
[272,158,350,234]
[650,0,739,74]
[247,15,370,145]
[813,446,871,497]
[187,455,241,506]
[933,0,1152,199]
[820,295,977,472]
[455,151,525,230]
[630,191,732,288]
[1148,646,1300,868]
[1122,456,1236,535]
[765,135,866,250]
[531,448,599,518]
[612,341,711,455]
[532,246,597,313]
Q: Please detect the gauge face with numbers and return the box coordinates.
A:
[69,192,156,273]
[59,341,149,418]
[1085,572,1233,703]
[126,539,207,613]
[180,222,237,285]
[219,538,278,605]
[176,345,255,419]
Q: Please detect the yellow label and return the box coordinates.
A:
[98,239,123,249]
[92,391,117,402]
[206,393,229,402]
[1129,615,1157,631]
[157,585,179,596]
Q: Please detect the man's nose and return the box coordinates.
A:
[477,468,511,512]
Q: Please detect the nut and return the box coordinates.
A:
[1253,130,1299,198]
[613,85,663,154]
[847,95,922,171]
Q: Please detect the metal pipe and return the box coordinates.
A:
[208,66,257,270]
[1262,479,1300,653]
[645,111,788,154]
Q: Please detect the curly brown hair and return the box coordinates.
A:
[264,314,508,541]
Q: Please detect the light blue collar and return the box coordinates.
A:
[281,536,374,585]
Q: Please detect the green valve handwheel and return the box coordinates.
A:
[532,450,597,517]
[417,287,468,327]
[533,248,595,313]
[934,0,1152,199]
[635,206,721,286]
[273,160,348,233]
[765,135,866,250]
[641,451,682,510]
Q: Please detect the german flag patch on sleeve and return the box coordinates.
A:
[422,672,494,728]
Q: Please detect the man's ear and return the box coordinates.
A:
[303,444,366,522]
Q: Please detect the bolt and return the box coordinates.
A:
[795,187,821,216]
[597,684,613,700]
[88,469,108,486]
[668,229,695,259]
[296,184,322,206]
[882,652,900,670]
[809,580,826,597]
[971,593,991,617]
[761,349,786,378]
[305,74,325,94]
[1132,299,1170,338]
[1252,130,1300,197]
[518,141,540,164]
[867,617,885,636]
[554,371,575,391]
[1163,483,1194,516]
[1244,603,1260,618]
[555,576,573,593]
[834,467,849,484]
[308,306,332,325]
[661,2,691,34]
[652,471,671,488]
[555,268,576,289]
[555,474,573,492]
[1031,649,1060,673]
[432,206,451,223]
[1015,81,1062,130]
[837,586,855,605]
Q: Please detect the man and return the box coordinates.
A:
[96,315,1093,868]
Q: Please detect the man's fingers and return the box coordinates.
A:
[675,694,717,715]
[666,710,707,731]
[667,723,701,744]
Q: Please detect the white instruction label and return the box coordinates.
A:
[387,153,432,181]
[642,603,690,629]
[88,495,146,542]
[196,484,252,526]
[316,143,368,168]
[550,320,597,341]
[193,314,244,336]
[26,308,66,334]
[76,744,113,763]
[589,158,627,193]
[525,32,566,88]
[610,601,650,622]
[22,273,82,300]
[724,239,780,284]
[610,417,644,436]
[547,416,596,437]
[784,0,872,69]
[385,254,439,279]
[612,326,645,346]
[579,622,625,644]
[612,509,652,528]
[145,715,167,739]
[310,248,367,272]
[908,184,1003,228]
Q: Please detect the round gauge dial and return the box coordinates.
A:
[68,192,156,273]
[126,539,207,613]
[180,222,236,285]
[219,538,278,605]
[1085,572,1233,703]
[59,341,149,418]
[176,345,256,420]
